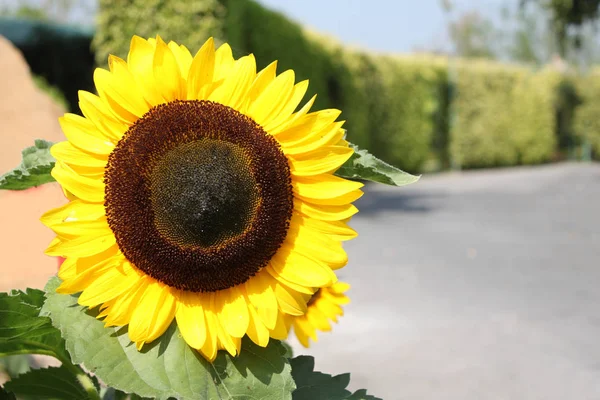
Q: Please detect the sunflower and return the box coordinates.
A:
[41,36,362,361]
[289,282,350,347]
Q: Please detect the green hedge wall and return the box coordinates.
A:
[450,61,558,169]
[94,0,578,172]
[93,0,225,64]
[574,68,600,159]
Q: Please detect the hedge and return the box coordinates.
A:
[450,61,558,169]
[93,0,226,65]
[574,68,600,159]
[92,0,583,172]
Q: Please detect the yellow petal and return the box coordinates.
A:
[56,251,121,293]
[128,280,176,344]
[187,37,216,100]
[49,218,110,237]
[269,311,291,340]
[274,283,309,316]
[41,200,105,228]
[208,55,256,111]
[244,272,278,330]
[289,146,354,176]
[214,43,235,80]
[168,41,193,78]
[46,231,116,258]
[56,256,76,281]
[78,261,140,307]
[293,174,363,203]
[294,317,318,342]
[248,60,277,102]
[294,213,358,241]
[215,318,240,357]
[51,162,105,203]
[307,307,332,332]
[127,35,163,106]
[330,282,351,294]
[50,141,108,168]
[153,35,183,101]
[59,114,115,156]
[299,189,364,206]
[274,110,341,145]
[285,224,348,270]
[279,121,346,156]
[101,278,149,326]
[247,70,295,127]
[78,91,128,142]
[270,244,337,288]
[293,200,358,221]
[263,80,308,132]
[175,291,208,349]
[292,319,311,347]
[269,95,317,135]
[216,287,249,338]
[265,265,316,295]
[246,305,270,347]
[94,63,148,123]
[199,295,219,361]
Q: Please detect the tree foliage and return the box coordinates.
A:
[523,0,600,56]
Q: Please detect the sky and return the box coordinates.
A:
[255,0,519,53]
[1,0,521,54]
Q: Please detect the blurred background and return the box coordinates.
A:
[0,0,599,399]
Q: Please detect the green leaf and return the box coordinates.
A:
[281,340,294,358]
[0,139,56,190]
[290,356,381,400]
[0,288,70,362]
[3,366,90,400]
[336,143,420,186]
[0,386,17,400]
[346,389,382,400]
[42,277,296,400]
[100,388,147,400]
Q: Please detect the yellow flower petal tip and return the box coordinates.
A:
[290,282,350,348]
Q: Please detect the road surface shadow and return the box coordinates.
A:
[354,186,446,215]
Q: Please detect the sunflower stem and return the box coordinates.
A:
[75,371,101,400]
[59,358,100,400]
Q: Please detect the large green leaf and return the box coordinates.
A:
[336,143,420,186]
[42,277,296,400]
[0,289,69,362]
[0,386,17,400]
[0,139,56,190]
[290,356,381,400]
[3,366,90,400]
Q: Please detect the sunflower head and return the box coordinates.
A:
[289,282,350,347]
[42,35,362,361]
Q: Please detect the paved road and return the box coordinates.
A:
[288,163,600,400]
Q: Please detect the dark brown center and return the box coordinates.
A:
[104,100,293,292]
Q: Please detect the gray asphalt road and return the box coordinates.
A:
[288,163,600,400]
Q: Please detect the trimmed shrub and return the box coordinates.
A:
[93,0,225,65]
[511,68,560,164]
[371,55,447,173]
[574,68,600,158]
[451,60,557,169]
